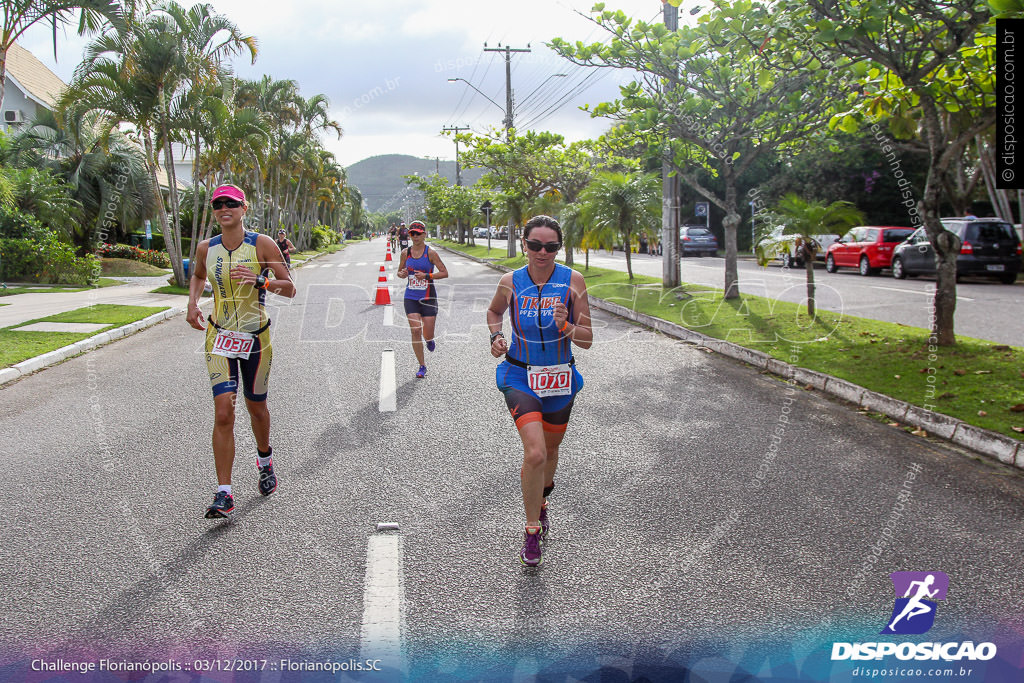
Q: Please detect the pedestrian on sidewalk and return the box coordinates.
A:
[396,220,448,379]
[486,214,594,567]
[186,184,296,519]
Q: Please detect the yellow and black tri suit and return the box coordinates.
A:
[204,231,273,401]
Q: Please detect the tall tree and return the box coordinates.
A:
[778,0,994,345]
[579,170,660,281]
[0,0,122,113]
[552,2,838,299]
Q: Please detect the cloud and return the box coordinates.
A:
[17,0,669,166]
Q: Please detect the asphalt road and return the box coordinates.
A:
[1,238,1022,681]
[467,238,1023,346]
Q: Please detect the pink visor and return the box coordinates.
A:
[211,184,245,202]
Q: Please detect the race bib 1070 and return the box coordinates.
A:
[527,363,573,397]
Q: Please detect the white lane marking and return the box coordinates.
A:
[356,261,368,266]
[383,305,394,327]
[378,350,397,412]
[360,534,405,670]
[339,263,350,267]
[870,285,974,302]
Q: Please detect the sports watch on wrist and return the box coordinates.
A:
[255,274,269,290]
[490,331,505,343]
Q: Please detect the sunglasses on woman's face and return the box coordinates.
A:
[211,199,243,210]
[524,239,561,253]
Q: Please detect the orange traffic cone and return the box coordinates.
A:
[385,248,393,262]
[374,265,391,305]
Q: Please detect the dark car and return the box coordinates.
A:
[825,226,915,276]
[680,226,718,257]
[890,218,1022,284]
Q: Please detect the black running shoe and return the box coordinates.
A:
[257,459,277,496]
[204,491,234,518]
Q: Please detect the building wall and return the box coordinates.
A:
[1,84,44,133]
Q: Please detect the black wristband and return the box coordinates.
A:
[490,331,504,343]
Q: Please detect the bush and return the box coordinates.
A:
[128,232,192,256]
[0,235,100,285]
[98,243,171,268]
[311,225,340,251]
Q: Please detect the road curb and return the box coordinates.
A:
[1,304,190,389]
[437,243,1024,470]
[0,244,348,389]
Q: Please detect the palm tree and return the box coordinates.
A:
[579,170,659,280]
[756,193,864,317]
[0,0,122,113]
[62,2,256,284]
[11,107,155,252]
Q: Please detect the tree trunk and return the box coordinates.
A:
[189,130,203,266]
[0,47,8,121]
[661,153,680,287]
[920,96,959,347]
[803,242,816,318]
[722,177,740,300]
[624,229,634,280]
[159,87,185,286]
[585,248,589,271]
[143,130,183,284]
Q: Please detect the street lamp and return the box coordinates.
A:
[447,78,506,123]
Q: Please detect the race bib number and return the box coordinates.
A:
[408,275,429,291]
[211,330,255,359]
[527,363,573,397]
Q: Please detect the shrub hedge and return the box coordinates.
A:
[0,235,100,285]
[98,243,171,268]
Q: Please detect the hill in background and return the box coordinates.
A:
[346,154,486,213]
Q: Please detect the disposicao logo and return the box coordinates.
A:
[831,571,997,662]
[881,571,948,635]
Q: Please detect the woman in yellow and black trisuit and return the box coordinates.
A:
[187,184,296,519]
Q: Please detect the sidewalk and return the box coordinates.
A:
[0,276,184,328]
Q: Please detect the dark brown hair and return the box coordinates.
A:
[523,215,562,242]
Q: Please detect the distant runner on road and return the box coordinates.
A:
[276,229,296,269]
[398,222,410,252]
[186,184,296,519]
[396,220,448,378]
[486,215,593,567]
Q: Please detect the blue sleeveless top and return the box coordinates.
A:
[507,263,574,367]
[404,244,436,301]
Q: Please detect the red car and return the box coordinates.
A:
[825,226,916,276]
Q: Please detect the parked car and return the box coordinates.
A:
[472,226,489,238]
[680,226,718,257]
[890,218,1022,283]
[825,226,915,276]
[755,227,839,267]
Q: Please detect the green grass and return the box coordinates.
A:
[437,241,1024,440]
[150,285,211,296]
[0,304,171,368]
[0,278,124,296]
[434,238,514,260]
[100,257,171,277]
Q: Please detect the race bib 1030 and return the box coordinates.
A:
[211,329,255,359]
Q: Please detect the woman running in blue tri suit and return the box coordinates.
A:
[396,220,448,378]
[486,215,593,566]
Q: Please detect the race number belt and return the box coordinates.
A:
[506,356,575,397]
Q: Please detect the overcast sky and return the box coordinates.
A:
[19,0,697,167]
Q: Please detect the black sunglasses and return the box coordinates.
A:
[211,199,243,209]
[524,239,561,253]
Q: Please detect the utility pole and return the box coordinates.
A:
[441,125,470,187]
[442,125,471,242]
[661,1,681,288]
[484,43,531,257]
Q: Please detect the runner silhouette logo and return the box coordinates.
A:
[881,571,949,635]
